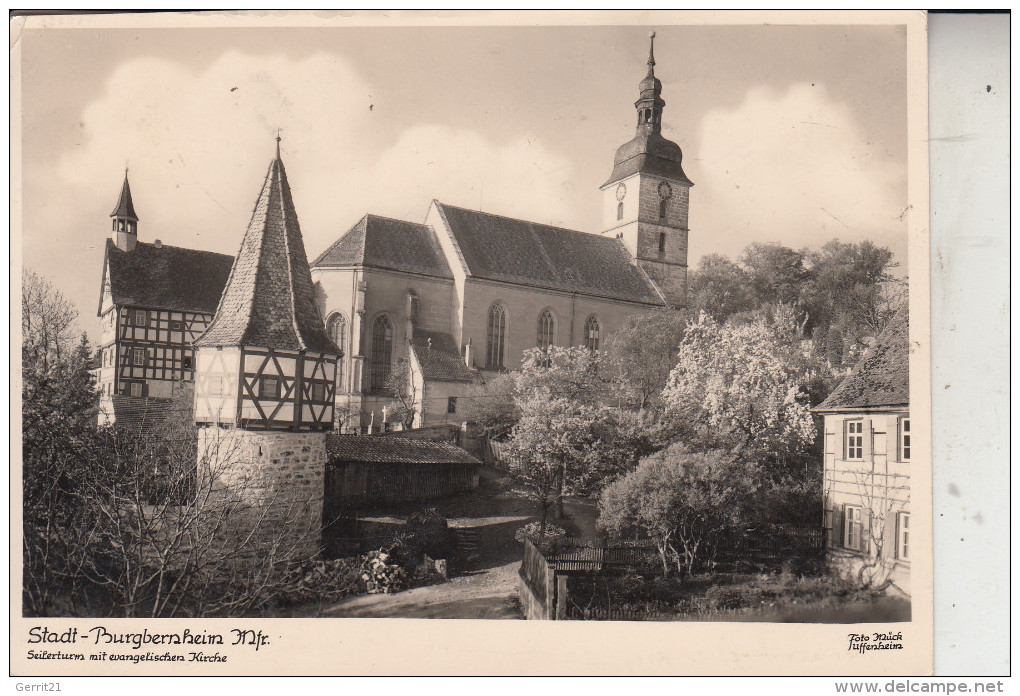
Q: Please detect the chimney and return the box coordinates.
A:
[154,239,163,249]
[464,337,473,368]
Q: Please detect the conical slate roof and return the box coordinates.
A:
[110,172,138,220]
[195,147,339,355]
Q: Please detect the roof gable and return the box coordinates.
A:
[434,202,663,305]
[103,239,234,314]
[195,154,338,354]
[313,214,452,279]
[816,309,909,411]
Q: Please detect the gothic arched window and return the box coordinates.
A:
[327,312,347,354]
[584,315,601,352]
[486,303,507,370]
[327,312,347,391]
[659,198,668,219]
[369,314,392,392]
[537,308,555,352]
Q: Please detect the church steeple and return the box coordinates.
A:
[600,31,692,309]
[110,169,139,252]
[635,31,665,135]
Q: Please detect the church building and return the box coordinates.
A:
[94,34,693,433]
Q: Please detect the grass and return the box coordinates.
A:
[567,567,889,618]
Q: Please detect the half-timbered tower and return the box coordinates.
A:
[193,139,340,554]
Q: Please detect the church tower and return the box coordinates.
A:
[600,32,692,308]
[110,170,139,252]
[193,137,341,558]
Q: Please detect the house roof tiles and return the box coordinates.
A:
[326,434,480,465]
[312,214,453,279]
[816,309,909,411]
[409,329,476,383]
[435,202,664,305]
[103,239,234,314]
[195,152,339,355]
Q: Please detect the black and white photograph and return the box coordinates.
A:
[12,10,941,676]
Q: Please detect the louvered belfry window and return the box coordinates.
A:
[370,314,392,392]
[486,303,506,369]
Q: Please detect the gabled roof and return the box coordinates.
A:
[109,395,174,432]
[434,202,664,305]
[195,151,339,355]
[102,239,234,314]
[816,309,909,411]
[312,214,453,279]
[409,329,476,383]
[111,173,138,220]
[326,434,480,465]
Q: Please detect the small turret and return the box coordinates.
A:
[111,169,139,252]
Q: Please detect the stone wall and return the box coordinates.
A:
[197,427,326,560]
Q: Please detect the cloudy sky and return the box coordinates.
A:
[19,17,909,338]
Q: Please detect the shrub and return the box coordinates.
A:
[405,508,454,560]
[514,521,567,545]
[598,444,759,577]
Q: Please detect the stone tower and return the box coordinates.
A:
[110,170,139,252]
[600,32,692,308]
[192,137,341,559]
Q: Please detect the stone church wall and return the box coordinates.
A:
[460,278,662,370]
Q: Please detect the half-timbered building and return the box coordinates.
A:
[95,172,233,426]
[815,310,912,596]
[93,35,693,434]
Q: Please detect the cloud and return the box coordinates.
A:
[690,83,907,269]
[363,124,575,225]
[52,51,576,267]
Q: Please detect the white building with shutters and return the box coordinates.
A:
[815,310,911,596]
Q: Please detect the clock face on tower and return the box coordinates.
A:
[615,183,627,202]
[658,181,673,200]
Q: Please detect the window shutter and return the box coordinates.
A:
[888,415,901,461]
[882,511,897,560]
[861,508,873,554]
[838,504,847,548]
[861,417,873,460]
[842,419,849,460]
